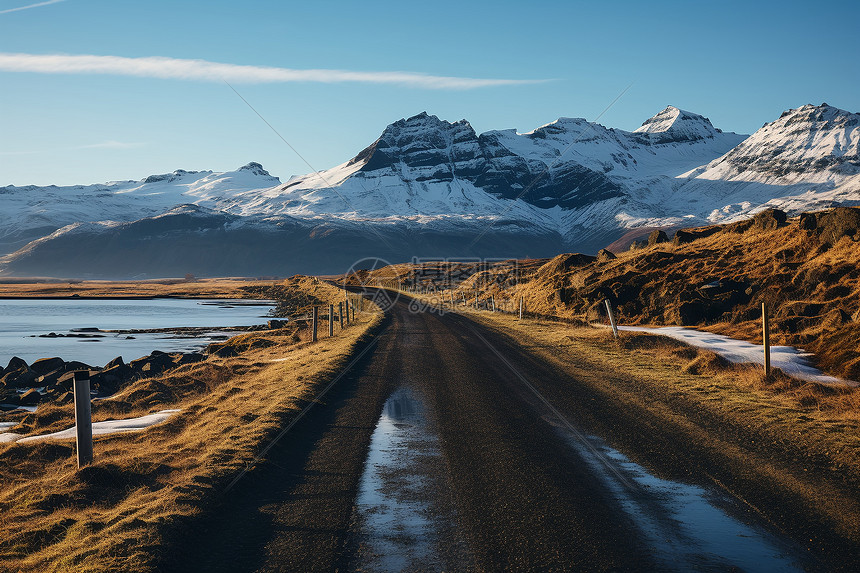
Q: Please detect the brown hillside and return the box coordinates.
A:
[438,207,860,381]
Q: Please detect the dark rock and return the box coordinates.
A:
[4,356,28,375]
[18,389,41,406]
[55,392,74,405]
[57,369,101,390]
[64,360,94,372]
[3,368,38,388]
[753,208,787,230]
[673,229,696,245]
[104,356,125,369]
[799,212,818,230]
[597,249,617,262]
[647,230,669,246]
[207,343,238,358]
[30,357,65,376]
[36,370,65,386]
[174,352,205,366]
[817,206,860,244]
[267,319,288,329]
[670,301,706,326]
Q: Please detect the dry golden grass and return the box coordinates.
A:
[0,279,382,573]
[0,278,275,299]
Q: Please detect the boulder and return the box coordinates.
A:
[174,352,205,366]
[753,208,787,230]
[30,357,65,376]
[799,212,818,230]
[18,389,41,407]
[2,368,37,388]
[36,370,65,386]
[669,301,706,326]
[817,206,860,245]
[597,249,617,262]
[647,230,669,246]
[104,356,125,369]
[673,229,696,245]
[267,319,288,329]
[3,356,28,376]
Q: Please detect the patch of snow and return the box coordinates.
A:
[618,326,857,387]
[4,409,180,444]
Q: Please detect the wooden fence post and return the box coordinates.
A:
[312,306,318,342]
[329,304,334,337]
[474,293,478,309]
[519,296,523,320]
[339,302,344,329]
[605,299,619,339]
[345,296,350,324]
[491,296,495,312]
[73,370,93,468]
[762,301,771,375]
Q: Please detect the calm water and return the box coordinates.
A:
[0,298,274,368]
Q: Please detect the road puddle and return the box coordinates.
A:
[549,418,806,571]
[349,385,473,572]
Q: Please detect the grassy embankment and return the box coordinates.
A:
[0,276,381,573]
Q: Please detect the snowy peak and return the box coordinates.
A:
[143,169,206,184]
[237,162,273,177]
[634,106,723,143]
[350,111,479,173]
[692,103,860,184]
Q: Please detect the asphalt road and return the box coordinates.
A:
[160,292,817,572]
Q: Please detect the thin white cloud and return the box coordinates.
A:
[0,0,64,15]
[0,52,548,90]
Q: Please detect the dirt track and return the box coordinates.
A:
[159,292,855,572]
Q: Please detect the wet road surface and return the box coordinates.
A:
[161,293,812,572]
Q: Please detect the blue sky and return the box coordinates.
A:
[1,0,857,186]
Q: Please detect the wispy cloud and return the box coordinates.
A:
[0,0,64,15]
[0,52,548,90]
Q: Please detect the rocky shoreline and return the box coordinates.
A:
[0,350,207,412]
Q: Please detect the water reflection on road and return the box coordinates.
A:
[549,417,806,572]
[349,385,473,572]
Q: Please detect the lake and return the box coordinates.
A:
[0,298,275,368]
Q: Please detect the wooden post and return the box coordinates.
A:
[312,306,318,342]
[328,304,334,337]
[474,293,478,309]
[339,302,344,329]
[344,296,350,324]
[762,301,771,375]
[73,370,93,468]
[605,299,619,339]
[519,296,523,320]
[491,296,495,312]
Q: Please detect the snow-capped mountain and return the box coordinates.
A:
[1,104,857,277]
[0,162,280,254]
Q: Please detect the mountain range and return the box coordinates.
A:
[1,103,858,278]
